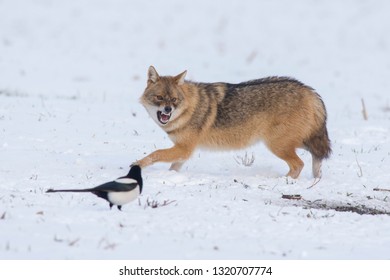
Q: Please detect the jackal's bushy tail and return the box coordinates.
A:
[304,124,332,160]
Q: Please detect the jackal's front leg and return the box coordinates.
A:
[133,144,194,170]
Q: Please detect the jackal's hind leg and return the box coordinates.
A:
[312,156,322,178]
[267,142,304,179]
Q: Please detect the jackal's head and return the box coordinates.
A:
[140,66,187,127]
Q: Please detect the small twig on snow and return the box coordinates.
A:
[144,197,176,209]
[281,194,302,200]
[307,177,321,189]
[68,238,80,247]
[373,188,390,192]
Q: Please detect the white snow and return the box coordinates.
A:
[1,0,390,259]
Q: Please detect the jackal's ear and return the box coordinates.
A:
[174,70,187,86]
[148,66,160,83]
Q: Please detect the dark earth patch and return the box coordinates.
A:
[282,194,390,216]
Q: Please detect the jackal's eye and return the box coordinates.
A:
[156,95,163,101]
[171,98,177,103]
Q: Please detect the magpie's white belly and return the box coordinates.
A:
[108,189,140,206]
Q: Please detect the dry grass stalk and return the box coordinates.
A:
[234,152,255,167]
[361,98,368,120]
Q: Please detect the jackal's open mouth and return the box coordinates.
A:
[157,111,171,125]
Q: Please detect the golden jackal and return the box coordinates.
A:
[136,66,331,178]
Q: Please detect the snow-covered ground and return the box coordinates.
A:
[1,0,390,259]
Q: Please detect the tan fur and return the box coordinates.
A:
[135,66,331,178]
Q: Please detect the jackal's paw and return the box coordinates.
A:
[169,161,184,172]
[284,176,298,185]
[130,160,145,168]
[131,157,153,168]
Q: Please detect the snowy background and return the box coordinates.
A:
[1,0,390,259]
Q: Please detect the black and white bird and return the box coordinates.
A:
[46,165,143,210]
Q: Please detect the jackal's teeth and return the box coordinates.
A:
[157,111,171,125]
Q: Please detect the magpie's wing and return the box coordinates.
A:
[92,179,139,192]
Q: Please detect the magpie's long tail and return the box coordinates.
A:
[46,188,94,193]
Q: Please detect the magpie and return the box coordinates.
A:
[46,165,143,211]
